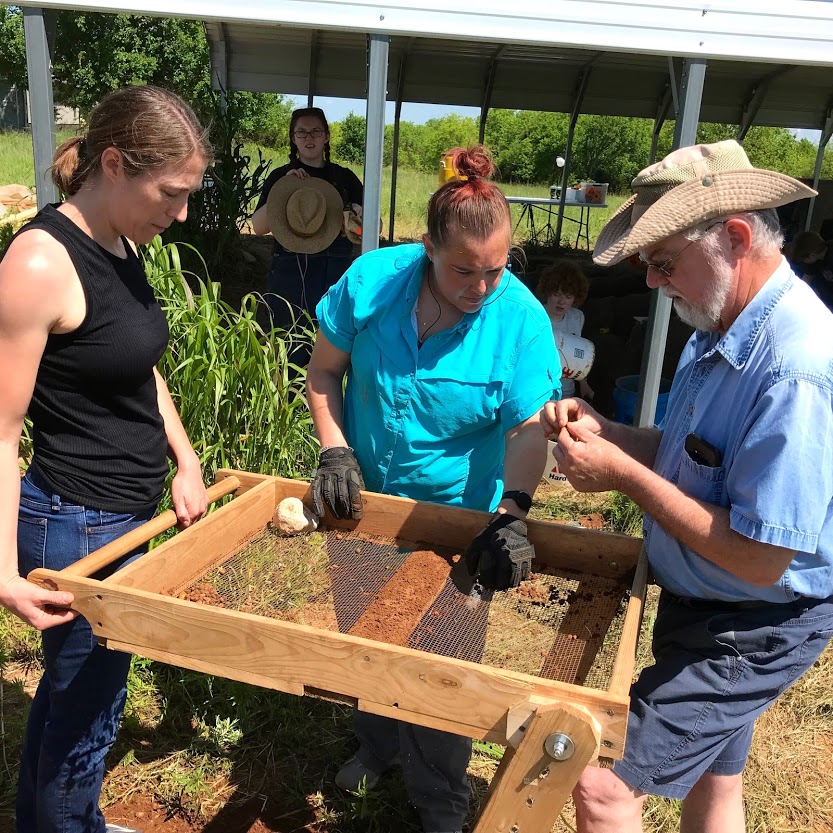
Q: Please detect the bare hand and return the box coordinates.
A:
[286,168,309,180]
[171,465,208,529]
[552,421,629,492]
[541,397,607,439]
[0,573,76,631]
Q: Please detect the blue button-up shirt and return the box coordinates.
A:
[647,258,833,602]
[317,243,561,512]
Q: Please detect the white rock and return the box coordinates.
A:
[272,497,319,535]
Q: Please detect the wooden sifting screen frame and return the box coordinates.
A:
[29,469,648,832]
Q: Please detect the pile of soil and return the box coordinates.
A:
[348,547,452,646]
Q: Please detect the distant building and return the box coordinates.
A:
[0,81,27,129]
[0,80,80,130]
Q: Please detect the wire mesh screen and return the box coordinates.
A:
[169,526,632,691]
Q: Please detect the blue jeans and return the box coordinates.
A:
[15,466,156,833]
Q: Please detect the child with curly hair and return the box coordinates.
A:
[537,260,594,399]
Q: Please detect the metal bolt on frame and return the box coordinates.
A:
[544,732,575,761]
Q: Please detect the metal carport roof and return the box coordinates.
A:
[204,24,833,131]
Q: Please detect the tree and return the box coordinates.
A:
[0,8,292,149]
[335,112,366,163]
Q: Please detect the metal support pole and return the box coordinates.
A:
[363,34,389,254]
[554,66,592,248]
[208,22,230,111]
[635,58,706,428]
[388,52,407,243]
[307,32,319,107]
[736,67,792,142]
[805,107,833,231]
[23,7,58,208]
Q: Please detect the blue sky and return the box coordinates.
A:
[295,96,824,145]
[290,95,480,124]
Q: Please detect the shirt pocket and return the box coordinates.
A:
[677,449,727,506]
[414,371,503,438]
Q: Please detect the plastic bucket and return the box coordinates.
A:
[613,375,672,426]
[556,332,595,381]
[540,439,568,484]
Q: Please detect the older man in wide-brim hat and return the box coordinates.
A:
[541,140,833,832]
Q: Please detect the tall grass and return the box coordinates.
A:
[0,129,79,189]
[143,238,318,486]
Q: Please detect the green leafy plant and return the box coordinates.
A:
[164,88,271,278]
[143,238,318,490]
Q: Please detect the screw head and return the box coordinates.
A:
[544,732,575,761]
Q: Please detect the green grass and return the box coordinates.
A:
[0,129,79,189]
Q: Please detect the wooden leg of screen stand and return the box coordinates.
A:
[472,702,600,833]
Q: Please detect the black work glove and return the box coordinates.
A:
[311,446,365,520]
[464,513,534,591]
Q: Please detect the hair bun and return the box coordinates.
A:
[449,145,494,180]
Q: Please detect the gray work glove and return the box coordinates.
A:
[311,446,365,520]
[464,512,534,590]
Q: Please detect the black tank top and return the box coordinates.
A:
[19,205,170,512]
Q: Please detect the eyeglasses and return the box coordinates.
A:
[639,221,726,277]
[293,128,326,139]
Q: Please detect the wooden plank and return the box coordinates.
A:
[28,571,630,755]
[269,476,643,577]
[608,548,650,698]
[0,206,37,227]
[215,468,273,495]
[106,479,276,593]
[105,639,304,697]
[61,477,241,578]
[472,702,600,833]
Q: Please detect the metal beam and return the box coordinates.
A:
[554,63,593,247]
[649,83,673,164]
[363,34,388,254]
[388,49,409,243]
[307,31,319,106]
[635,57,706,428]
[805,103,833,231]
[207,21,230,109]
[736,66,793,142]
[479,46,505,145]
[23,7,58,208]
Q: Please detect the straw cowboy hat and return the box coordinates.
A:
[593,139,816,266]
[266,175,344,254]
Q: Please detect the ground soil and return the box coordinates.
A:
[348,546,453,645]
[102,793,315,833]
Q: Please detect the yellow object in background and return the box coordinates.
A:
[438,151,468,187]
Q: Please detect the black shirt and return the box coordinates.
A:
[20,205,170,513]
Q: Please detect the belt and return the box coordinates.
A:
[664,590,799,611]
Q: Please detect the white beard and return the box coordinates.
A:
[664,253,733,332]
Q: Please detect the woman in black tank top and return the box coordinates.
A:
[0,86,212,833]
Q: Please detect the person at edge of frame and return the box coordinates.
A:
[0,85,212,833]
[541,139,833,833]
[305,144,562,833]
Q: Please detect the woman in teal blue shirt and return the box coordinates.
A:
[306,146,560,833]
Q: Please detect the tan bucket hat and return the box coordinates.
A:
[265,175,344,254]
[593,139,816,266]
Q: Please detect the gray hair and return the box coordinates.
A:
[683,208,784,254]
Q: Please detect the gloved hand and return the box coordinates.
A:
[464,512,534,590]
[311,446,365,520]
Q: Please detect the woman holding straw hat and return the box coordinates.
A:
[251,107,363,355]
